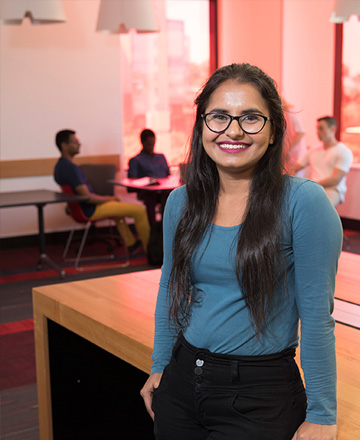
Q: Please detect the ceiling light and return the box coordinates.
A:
[96,0,159,34]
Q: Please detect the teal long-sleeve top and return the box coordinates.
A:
[151,177,342,425]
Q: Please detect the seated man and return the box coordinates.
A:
[54,129,150,253]
[128,129,170,225]
[291,116,353,207]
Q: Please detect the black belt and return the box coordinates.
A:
[171,334,296,386]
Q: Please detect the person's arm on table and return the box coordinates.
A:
[316,168,346,190]
[162,155,170,177]
[317,147,352,190]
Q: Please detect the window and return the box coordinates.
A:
[120,0,210,171]
[340,16,360,163]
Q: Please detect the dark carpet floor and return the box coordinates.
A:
[0,236,157,440]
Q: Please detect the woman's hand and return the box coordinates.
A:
[140,373,163,420]
[291,421,337,439]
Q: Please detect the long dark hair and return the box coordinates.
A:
[169,63,288,335]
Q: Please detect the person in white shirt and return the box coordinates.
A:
[291,116,353,207]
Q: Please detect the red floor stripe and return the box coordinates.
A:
[0,270,60,284]
[0,319,34,336]
[343,229,359,236]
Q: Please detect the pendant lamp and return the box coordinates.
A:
[0,0,66,25]
[330,0,360,23]
[96,0,159,34]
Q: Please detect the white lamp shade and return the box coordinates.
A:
[96,0,159,34]
[330,0,360,23]
[0,0,66,25]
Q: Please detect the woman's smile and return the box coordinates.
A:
[217,141,252,153]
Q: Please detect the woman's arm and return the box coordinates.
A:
[140,372,163,420]
[150,188,186,373]
[290,180,342,428]
[292,421,337,440]
[140,188,186,417]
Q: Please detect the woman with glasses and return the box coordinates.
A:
[141,63,340,440]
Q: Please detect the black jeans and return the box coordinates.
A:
[152,335,307,440]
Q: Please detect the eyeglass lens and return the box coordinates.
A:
[204,113,267,134]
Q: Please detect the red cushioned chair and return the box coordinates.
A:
[61,184,129,270]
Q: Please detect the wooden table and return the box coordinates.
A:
[33,269,159,440]
[0,189,88,278]
[33,267,360,439]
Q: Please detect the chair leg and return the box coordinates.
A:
[97,219,124,249]
[63,219,130,270]
[74,221,92,269]
[343,233,351,251]
[118,218,130,265]
[63,227,76,260]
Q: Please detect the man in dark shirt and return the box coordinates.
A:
[128,129,170,225]
[128,129,170,179]
[54,129,149,253]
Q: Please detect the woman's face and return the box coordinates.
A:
[202,80,274,178]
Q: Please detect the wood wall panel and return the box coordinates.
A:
[0,155,120,179]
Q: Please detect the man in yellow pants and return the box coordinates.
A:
[54,129,150,253]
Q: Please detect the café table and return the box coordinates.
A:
[110,174,181,219]
[111,174,181,192]
[0,189,88,278]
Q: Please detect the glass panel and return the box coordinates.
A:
[341,16,360,163]
[120,0,210,172]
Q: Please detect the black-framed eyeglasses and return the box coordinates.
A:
[202,112,271,134]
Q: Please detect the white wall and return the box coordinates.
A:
[281,0,335,148]
[217,0,335,150]
[217,0,283,85]
[0,0,123,238]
